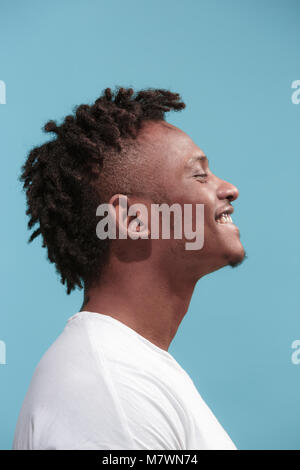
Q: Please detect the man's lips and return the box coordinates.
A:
[215,204,237,226]
[215,205,240,234]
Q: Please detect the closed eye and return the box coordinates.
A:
[194,173,208,179]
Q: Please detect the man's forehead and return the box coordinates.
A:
[138,121,203,159]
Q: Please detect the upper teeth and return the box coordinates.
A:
[216,213,232,224]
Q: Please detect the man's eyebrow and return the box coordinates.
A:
[184,155,209,168]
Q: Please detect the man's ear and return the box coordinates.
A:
[128,202,149,239]
[108,194,149,240]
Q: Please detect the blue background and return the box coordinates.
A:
[0,0,299,450]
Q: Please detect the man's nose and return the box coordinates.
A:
[216,179,239,202]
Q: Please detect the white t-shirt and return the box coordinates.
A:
[13,311,237,450]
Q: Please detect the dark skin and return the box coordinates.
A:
[83,121,245,351]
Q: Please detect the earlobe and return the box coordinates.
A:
[107,194,150,240]
[128,217,149,239]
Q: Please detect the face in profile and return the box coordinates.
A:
[129,121,246,280]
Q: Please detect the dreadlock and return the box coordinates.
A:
[20,86,186,294]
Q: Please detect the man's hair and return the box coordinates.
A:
[20,86,185,294]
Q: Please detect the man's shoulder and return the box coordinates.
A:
[23,314,97,403]
[13,312,135,449]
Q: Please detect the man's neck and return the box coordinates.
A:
[81,260,197,351]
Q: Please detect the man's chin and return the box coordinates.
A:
[229,251,247,268]
[227,245,247,268]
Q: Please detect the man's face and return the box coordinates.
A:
[136,121,246,279]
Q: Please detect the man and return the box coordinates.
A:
[13,86,245,450]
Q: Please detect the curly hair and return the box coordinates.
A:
[20,86,186,294]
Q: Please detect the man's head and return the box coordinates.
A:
[109,120,245,283]
[21,86,245,294]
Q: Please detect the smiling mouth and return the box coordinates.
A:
[215,211,233,225]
